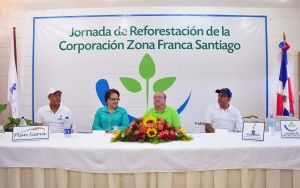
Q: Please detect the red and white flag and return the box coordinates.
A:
[276,40,294,116]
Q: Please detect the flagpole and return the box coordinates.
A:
[7,27,20,118]
[283,32,286,41]
[13,27,18,74]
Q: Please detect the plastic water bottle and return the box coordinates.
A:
[63,116,71,137]
[113,126,118,133]
[0,125,4,133]
[268,115,276,136]
[20,117,27,126]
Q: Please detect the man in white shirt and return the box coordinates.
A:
[205,88,243,133]
[35,88,72,133]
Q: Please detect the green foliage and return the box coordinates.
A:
[119,77,142,93]
[0,103,33,132]
[4,117,20,132]
[0,104,7,114]
[153,77,176,92]
[3,117,33,132]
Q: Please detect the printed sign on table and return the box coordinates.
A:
[12,126,49,141]
[281,120,300,138]
[242,122,265,141]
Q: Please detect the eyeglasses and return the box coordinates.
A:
[109,98,120,101]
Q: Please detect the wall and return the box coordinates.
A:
[0,7,300,124]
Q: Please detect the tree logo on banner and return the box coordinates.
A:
[284,121,298,132]
[95,53,191,121]
[119,53,176,107]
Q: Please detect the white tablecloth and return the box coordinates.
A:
[1,132,300,173]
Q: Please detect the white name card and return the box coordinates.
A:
[281,120,300,138]
[12,126,49,141]
[242,122,265,141]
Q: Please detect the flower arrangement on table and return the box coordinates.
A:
[111,115,193,144]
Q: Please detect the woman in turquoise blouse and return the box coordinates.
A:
[92,89,129,131]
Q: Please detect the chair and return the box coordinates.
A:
[242,115,258,123]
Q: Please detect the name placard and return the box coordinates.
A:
[281,120,300,138]
[12,126,49,141]
[242,122,265,141]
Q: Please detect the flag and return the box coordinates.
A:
[7,27,20,118]
[276,40,294,116]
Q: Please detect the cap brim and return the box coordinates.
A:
[48,90,62,95]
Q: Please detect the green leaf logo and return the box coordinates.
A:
[288,122,296,128]
[119,77,142,93]
[119,53,176,107]
[153,77,176,92]
[139,53,155,79]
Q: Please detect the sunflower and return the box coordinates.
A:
[112,130,122,141]
[177,128,193,141]
[146,128,157,138]
[178,128,188,137]
[143,115,157,125]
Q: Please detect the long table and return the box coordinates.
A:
[1,132,300,188]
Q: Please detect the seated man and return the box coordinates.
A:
[205,88,242,133]
[144,91,181,127]
[35,88,72,133]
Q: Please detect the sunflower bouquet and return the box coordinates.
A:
[111,115,192,144]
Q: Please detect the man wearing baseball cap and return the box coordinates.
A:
[35,88,72,133]
[204,88,242,133]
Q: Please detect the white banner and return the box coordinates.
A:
[33,14,267,132]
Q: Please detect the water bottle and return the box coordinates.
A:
[113,126,118,133]
[63,116,71,137]
[20,117,27,126]
[0,124,4,133]
[268,115,276,136]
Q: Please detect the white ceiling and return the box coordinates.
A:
[0,0,299,10]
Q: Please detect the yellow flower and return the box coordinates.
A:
[178,128,188,137]
[143,115,157,125]
[147,128,157,138]
[177,128,193,141]
[112,130,122,141]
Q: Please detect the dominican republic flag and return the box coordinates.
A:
[276,41,294,116]
[7,27,20,118]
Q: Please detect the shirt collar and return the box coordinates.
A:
[46,104,61,113]
[104,106,120,113]
[215,104,231,111]
[154,105,166,113]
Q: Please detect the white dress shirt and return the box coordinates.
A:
[205,104,243,132]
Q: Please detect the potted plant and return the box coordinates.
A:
[4,117,32,132]
[0,104,32,132]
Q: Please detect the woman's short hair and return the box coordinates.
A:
[104,89,120,102]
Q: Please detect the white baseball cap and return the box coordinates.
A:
[48,88,62,96]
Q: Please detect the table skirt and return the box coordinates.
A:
[1,168,300,188]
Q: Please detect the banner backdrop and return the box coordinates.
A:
[33,14,267,132]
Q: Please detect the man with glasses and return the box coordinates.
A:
[35,88,72,133]
[143,91,181,127]
[204,88,242,133]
